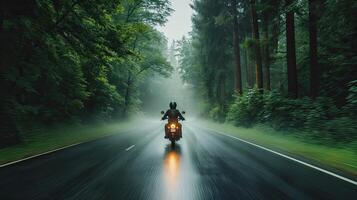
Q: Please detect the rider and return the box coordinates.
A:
[162,102,185,138]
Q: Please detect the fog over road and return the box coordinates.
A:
[0,121,356,200]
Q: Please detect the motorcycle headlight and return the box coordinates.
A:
[170,124,176,129]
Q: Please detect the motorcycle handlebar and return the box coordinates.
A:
[161,119,185,121]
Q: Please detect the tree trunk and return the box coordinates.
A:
[262,12,271,90]
[309,0,319,99]
[245,46,253,88]
[286,0,298,98]
[219,73,226,105]
[217,72,226,122]
[250,0,263,89]
[0,6,3,72]
[124,70,132,115]
[243,45,251,88]
[232,0,242,95]
[270,0,280,55]
[0,6,3,33]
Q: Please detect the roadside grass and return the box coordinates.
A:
[0,121,135,165]
[198,120,357,176]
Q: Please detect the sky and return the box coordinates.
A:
[157,0,194,42]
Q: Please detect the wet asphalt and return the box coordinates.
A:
[0,121,356,200]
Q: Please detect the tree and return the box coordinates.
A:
[0,0,173,146]
[249,0,263,90]
[232,0,243,94]
[285,0,298,98]
[176,0,357,140]
[115,28,172,116]
[178,0,234,120]
[309,0,319,99]
[245,47,254,88]
[111,0,173,115]
[261,0,279,91]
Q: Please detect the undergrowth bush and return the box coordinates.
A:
[227,88,357,142]
[226,89,263,127]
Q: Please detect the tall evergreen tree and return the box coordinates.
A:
[249,0,263,90]
[309,0,319,99]
[285,0,298,98]
[232,0,243,94]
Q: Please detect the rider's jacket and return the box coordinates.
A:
[162,109,185,122]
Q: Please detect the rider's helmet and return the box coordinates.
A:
[169,102,177,109]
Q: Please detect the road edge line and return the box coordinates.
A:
[0,126,141,168]
[199,126,357,186]
[0,142,84,168]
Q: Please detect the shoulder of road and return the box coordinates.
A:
[195,120,357,180]
[0,121,136,167]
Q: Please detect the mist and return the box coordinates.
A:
[0,0,356,199]
[140,49,200,118]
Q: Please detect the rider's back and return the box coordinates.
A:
[166,109,180,120]
[162,102,185,122]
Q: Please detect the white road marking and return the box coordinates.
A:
[0,127,138,168]
[0,142,83,168]
[125,145,135,151]
[201,126,357,186]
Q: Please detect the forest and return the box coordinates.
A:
[0,1,356,197]
[176,0,357,142]
[0,0,173,146]
[0,0,356,147]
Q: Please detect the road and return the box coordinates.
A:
[0,121,356,200]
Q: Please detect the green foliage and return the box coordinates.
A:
[318,0,357,102]
[227,89,263,127]
[85,66,124,119]
[112,28,172,116]
[227,90,357,141]
[347,81,357,106]
[177,37,198,83]
[177,0,235,117]
[179,0,357,144]
[0,0,172,146]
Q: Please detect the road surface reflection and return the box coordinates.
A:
[163,144,181,188]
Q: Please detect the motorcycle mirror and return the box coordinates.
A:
[161,111,165,115]
[182,111,186,114]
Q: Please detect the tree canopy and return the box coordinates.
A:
[177,0,357,139]
[0,0,173,145]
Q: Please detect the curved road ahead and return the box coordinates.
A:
[0,121,356,199]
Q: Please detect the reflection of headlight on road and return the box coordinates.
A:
[164,151,180,187]
[168,153,178,170]
[170,124,176,129]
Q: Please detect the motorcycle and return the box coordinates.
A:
[161,111,185,145]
